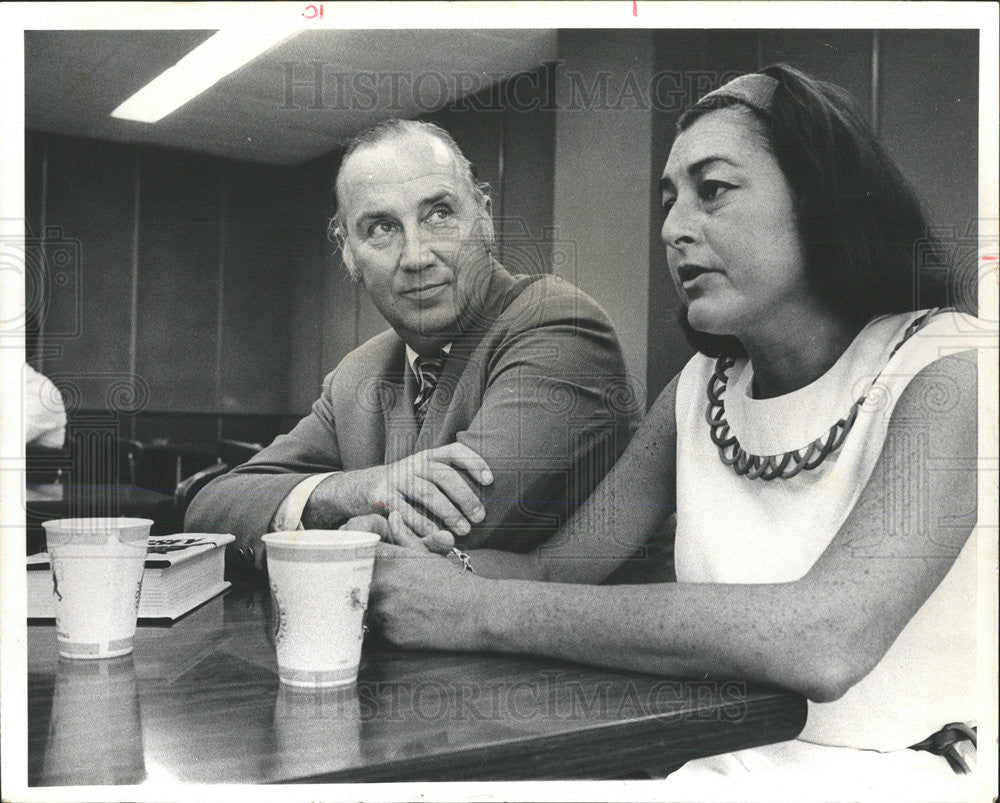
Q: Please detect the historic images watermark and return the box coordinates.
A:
[274,671,751,725]
[280,61,744,114]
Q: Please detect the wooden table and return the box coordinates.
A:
[27,581,806,785]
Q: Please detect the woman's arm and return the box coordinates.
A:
[459,376,679,583]
[371,353,977,702]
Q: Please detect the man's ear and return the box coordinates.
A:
[341,238,362,282]
[478,197,495,252]
[332,224,362,282]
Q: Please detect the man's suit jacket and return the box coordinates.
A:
[185,266,637,564]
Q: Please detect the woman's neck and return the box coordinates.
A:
[739,308,863,399]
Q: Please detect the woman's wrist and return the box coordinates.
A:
[459,575,495,651]
[448,546,475,573]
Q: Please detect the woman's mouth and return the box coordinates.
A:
[677,264,717,286]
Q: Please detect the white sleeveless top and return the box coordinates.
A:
[674,310,983,751]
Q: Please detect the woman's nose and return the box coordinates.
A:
[661,199,697,249]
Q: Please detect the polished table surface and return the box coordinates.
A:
[28,580,806,785]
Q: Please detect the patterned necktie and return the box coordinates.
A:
[413,353,445,424]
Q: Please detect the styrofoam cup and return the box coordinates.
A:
[262,530,380,688]
[41,518,152,659]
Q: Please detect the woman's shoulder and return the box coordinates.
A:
[673,350,721,409]
[879,308,987,378]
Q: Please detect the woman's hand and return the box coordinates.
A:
[342,511,456,555]
[368,529,482,651]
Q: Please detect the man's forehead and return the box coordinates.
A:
[340,133,461,191]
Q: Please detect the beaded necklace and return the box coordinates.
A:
[705,310,937,481]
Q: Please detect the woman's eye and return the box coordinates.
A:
[661,198,676,216]
[700,181,733,202]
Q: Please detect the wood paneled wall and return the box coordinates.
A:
[28,136,300,427]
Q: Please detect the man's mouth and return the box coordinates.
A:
[402,281,450,299]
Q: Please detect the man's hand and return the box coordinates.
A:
[340,514,391,539]
[340,512,455,555]
[305,443,492,540]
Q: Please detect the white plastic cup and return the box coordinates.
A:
[41,517,152,659]
[262,530,380,688]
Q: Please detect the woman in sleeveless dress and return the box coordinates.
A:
[367,65,988,800]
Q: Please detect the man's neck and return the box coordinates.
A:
[401,333,453,358]
[405,342,452,373]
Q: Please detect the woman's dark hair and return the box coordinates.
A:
[674,63,947,359]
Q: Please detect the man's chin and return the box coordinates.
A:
[397,315,458,345]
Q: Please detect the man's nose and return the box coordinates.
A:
[399,225,435,272]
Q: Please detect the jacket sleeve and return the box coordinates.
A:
[456,282,638,552]
[183,367,344,544]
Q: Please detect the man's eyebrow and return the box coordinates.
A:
[354,191,459,224]
[354,209,395,230]
[420,190,459,207]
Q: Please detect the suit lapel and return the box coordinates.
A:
[414,264,532,451]
[381,340,419,462]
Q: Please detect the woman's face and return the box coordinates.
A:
[660,107,809,340]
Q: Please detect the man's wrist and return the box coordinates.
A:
[302,469,375,527]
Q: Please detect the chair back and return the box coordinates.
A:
[217,439,263,469]
[26,445,70,485]
[174,463,230,514]
[116,438,145,487]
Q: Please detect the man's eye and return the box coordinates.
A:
[427,206,453,223]
[368,221,397,238]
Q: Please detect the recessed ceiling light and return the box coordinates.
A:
[111,26,301,123]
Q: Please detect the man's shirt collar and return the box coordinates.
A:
[405,343,452,377]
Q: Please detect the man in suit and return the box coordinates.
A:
[186,119,635,571]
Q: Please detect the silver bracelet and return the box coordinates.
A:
[450,547,475,573]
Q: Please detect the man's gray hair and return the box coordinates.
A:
[328,119,495,279]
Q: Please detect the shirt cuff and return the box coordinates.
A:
[271,472,338,531]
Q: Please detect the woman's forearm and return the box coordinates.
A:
[469,578,837,698]
[465,549,547,580]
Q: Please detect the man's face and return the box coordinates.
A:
[338,132,492,353]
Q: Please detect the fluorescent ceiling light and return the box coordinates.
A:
[111,27,301,123]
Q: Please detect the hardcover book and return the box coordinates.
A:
[28,533,235,622]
